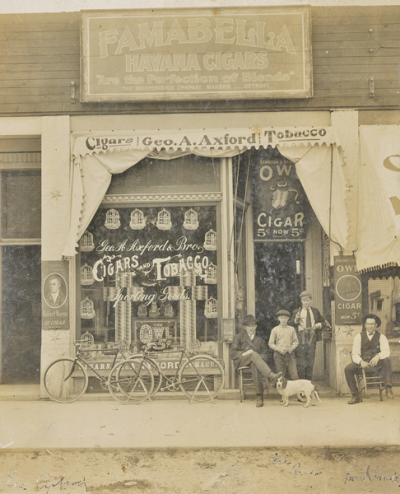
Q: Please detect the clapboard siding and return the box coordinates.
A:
[0,8,400,115]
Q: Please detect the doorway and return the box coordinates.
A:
[254,241,305,364]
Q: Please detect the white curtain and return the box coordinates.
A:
[62,132,348,258]
[357,126,400,271]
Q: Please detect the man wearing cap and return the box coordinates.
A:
[288,291,325,381]
[345,314,394,404]
[230,314,283,407]
[269,309,299,380]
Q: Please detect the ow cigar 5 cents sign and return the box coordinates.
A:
[81,6,312,102]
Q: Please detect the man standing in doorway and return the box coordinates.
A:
[230,314,283,408]
[289,291,325,381]
[345,314,394,404]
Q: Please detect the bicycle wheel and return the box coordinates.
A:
[44,358,88,403]
[108,358,154,405]
[127,355,162,397]
[179,355,224,402]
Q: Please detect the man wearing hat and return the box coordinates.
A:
[288,291,325,381]
[345,314,394,404]
[269,309,299,380]
[230,314,283,407]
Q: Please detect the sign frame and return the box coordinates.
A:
[42,260,70,330]
[333,256,363,326]
[80,6,313,103]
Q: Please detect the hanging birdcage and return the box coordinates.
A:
[138,304,148,317]
[80,264,94,286]
[156,209,171,230]
[204,229,217,251]
[105,209,121,229]
[149,301,160,317]
[204,297,218,318]
[205,263,217,284]
[81,297,95,319]
[164,303,174,318]
[81,331,94,349]
[183,209,199,230]
[80,231,94,252]
[130,209,145,230]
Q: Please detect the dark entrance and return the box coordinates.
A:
[254,241,305,366]
[1,245,42,384]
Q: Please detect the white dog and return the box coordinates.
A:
[276,377,322,408]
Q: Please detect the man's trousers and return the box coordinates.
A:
[295,343,316,381]
[274,352,299,380]
[345,358,393,395]
[239,351,273,394]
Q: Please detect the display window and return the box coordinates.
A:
[77,205,221,362]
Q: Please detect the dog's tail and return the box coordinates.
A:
[313,390,322,403]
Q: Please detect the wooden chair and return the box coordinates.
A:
[238,365,254,402]
[356,367,385,402]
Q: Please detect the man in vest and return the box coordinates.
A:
[230,314,283,408]
[345,314,394,404]
[288,291,325,381]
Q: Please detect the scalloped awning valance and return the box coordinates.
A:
[62,126,348,258]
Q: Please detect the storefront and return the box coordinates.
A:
[0,5,400,397]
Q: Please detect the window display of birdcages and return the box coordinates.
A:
[205,263,217,284]
[156,208,171,230]
[130,209,145,230]
[80,231,94,252]
[80,263,94,286]
[105,209,121,229]
[183,208,199,230]
[204,229,217,251]
[81,297,95,319]
[138,304,148,317]
[204,297,218,318]
[164,303,174,318]
[81,331,94,348]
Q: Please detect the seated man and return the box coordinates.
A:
[230,314,282,408]
[345,313,394,404]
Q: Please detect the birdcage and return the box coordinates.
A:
[80,231,94,252]
[204,229,217,251]
[164,303,174,318]
[81,331,94,349]
[81,297,95,319]
[156,209,171,230]
[149,301,160,317]
[183,209,199,230]
[138,304,148,317]
[204,297,218,318]
[205,263,217,284]
[80,264,94,286]
[105,209,121,229]
[130,209,145,230]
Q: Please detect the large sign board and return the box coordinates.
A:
[253,154,311,241]
[81,7,312,102]
[333,256,362,325]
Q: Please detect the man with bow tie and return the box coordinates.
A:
[230,314,283,408]
[288,291,325,381]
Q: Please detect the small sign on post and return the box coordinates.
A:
[42,260,70,330]
[333,256,362,325]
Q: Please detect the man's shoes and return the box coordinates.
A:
[269,371,283,382]
[348,394,360,405]
[386,386,394,399]
[256,394,264,407]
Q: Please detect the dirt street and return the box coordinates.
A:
[0,447,399,494]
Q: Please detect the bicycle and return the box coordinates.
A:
[108,339,225,404]
[43,340,154,404]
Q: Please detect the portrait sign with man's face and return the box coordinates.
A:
[42,260,69,329]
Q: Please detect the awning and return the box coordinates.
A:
[62,126,348,257]
[357,126,400,272]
